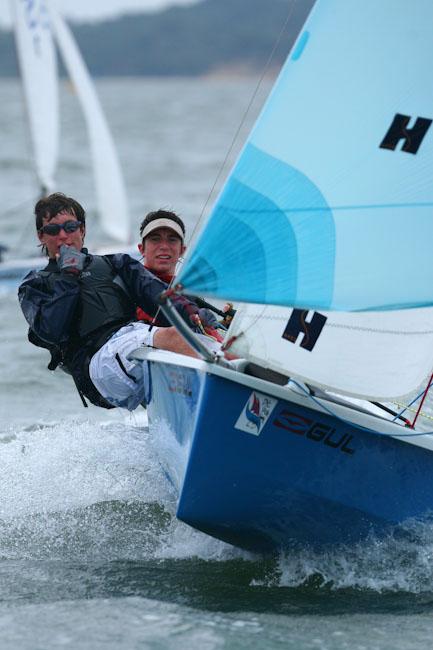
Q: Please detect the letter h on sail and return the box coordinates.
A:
[380,113,432,154]
[282,309,327,352]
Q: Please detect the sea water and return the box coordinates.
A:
[1,78,433,649]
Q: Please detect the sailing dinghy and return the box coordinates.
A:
[131,0,433,551]
[1,0,130,280]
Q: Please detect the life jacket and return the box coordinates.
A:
[40,254,135,341]
[136,267,174,325]
[37,254,137,409]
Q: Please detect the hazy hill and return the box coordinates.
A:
[0,0,315,77]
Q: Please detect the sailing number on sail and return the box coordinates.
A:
[380,113,432,154]
[282,309,327,352]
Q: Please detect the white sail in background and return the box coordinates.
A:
[46,1,130,244]
[11,0,59,194]
[227,304,433,400]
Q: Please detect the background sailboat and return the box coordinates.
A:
[1,0,130,279]
[47,0,129,245]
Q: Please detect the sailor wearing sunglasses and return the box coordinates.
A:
[18,193,218,410]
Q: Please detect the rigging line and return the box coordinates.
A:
[184,0,301,251]
[152,2,301,330]
[391,388,430,422]
[392,402,433,422]
[370,401,411,427]
[410,373,433,429]
[289,379,433,438]
[222,304,269,351]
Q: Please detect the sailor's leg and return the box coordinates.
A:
[88,322,153,411]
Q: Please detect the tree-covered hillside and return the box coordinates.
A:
[0,0,315,77]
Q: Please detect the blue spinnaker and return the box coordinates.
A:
[178,0,433,311]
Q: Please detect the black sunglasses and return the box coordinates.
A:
[39,220,82,236]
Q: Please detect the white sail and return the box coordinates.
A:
[227,304,433,400]
[11,0,59,194]
[46,1,130,244]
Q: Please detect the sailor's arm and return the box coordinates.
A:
[18,270,80,345]
[152,326,199,358]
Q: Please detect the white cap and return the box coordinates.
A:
[141,218,184,241]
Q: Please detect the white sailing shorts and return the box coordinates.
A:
[89,321,156,411]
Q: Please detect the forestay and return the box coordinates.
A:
[177,0,433,312]
[47,1,130,244]
[11,0,59,194]
[227,304,433,399]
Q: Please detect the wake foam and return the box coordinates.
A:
[3,415,433,592]
[0,416,237,562]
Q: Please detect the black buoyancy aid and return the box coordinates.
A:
[75,256,135,338]
[38,254,137,409]
[41,254,135,342]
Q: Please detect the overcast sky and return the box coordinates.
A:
[0,0,200,27]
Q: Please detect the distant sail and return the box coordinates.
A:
[47,1,130,244]
[228,304,433,399]
[11,0,59,194]
[177,0,433,312]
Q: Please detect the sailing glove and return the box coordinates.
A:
[58,245,87,275]
[197,308,227,330]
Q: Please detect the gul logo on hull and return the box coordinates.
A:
[273,409,356,455]
[235,391,278,436]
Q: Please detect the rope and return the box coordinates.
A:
[410,373,433,428]
[288,379,433,438]
[152,3,301,330]
[184,0,300,252]
[391,387,433,423]
[392,402,433,423]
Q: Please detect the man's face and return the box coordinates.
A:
[138,227,185,275]
[38,210,85,259]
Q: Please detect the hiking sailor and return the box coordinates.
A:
[136,209,186,324]
[136,208,235,333]
[18,193,219,410]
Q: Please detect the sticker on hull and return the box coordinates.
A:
[235,391,278,436]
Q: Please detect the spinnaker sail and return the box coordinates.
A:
[177,0,433,312]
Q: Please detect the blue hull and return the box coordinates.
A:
[143,354,433,551]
